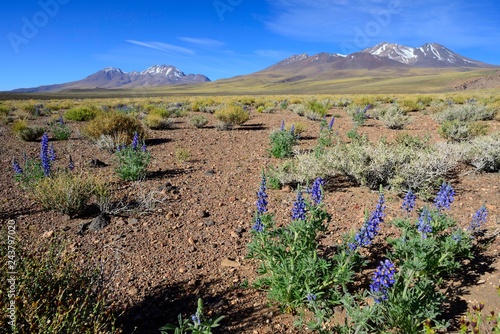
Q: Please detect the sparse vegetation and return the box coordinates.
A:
[213,105,249,129]
[83,112,145,148]
[64,106,99,121]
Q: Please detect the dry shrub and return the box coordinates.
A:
[214,105,249,129]
[83,112,145,147]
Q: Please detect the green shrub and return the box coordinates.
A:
[50,117,71,140]
[379,104,411,129]
[115,133,151,181]
[83,112,145,148]
[0,235,120,333]
[189,115,209,128]
[268,129,297,158]
[305,99,331,119]
[143,113,173,130]
[438,120,488,142]
[433,103,496,124]
[64,106,99,121]
[346,105,370,126]
[12,120,45,141]
[214,105,249,129]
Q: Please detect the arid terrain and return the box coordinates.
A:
[1,97,499,333]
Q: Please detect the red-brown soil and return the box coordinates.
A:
[1,106,499,333]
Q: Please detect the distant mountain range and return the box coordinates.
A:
[260,42,494,74]
[11,42,496,93]
[13,65,210,92]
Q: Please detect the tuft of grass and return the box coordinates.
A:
[189,114,209,128]
[64,106,99,121]
[0,235,121,333]
[175,147,190,164]
[29,171,106,217]
[214,105,249,129]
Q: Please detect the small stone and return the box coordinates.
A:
[204,220,215,227]
[127,287,138,296]
[198,210,210,218]
[128,218,139,225]
[282,185,292,193]
[477,279,486,284]
[230,231,240,238]
[89,214,110,231]
[166,211,174,219]
[42,230,54,238]
[221,258,241,268]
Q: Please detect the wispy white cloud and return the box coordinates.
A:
[254,49,293,59]
[178,37,225,48]
[126,40,195,55]
[264,0,500,53]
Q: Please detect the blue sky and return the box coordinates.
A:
[1,0,499,91]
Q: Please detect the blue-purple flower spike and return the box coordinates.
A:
[256,174,268,215]
[290,124,295,136]
[417,207,432,238]
[58,115,64,125]
[401,190,417,213]
[310,177,325,205]
[434,182,455,210]
[12,160,23,174]
[131,132,139,150]
[328,116,335,130]
[469,205,488,232]
[280,120,285,131]
[49,143,56,162]
[350,192,386,250]
[141,143,147,152]
[291,189,306,221]
[252,216,265,232]
[370,259,396,303]
[68,155,74,171]
[40,133,50,176]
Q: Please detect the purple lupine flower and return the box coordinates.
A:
[468,205,488,232]
[306,293,317,301]
[58,115,64,125]
[417,207,432,238]
[252,216,265,232]
[310,177,325,205]
[370,259,396,303]
[451,231,462,243]
[12,160,23,174]
[280,120,285,131]
[141,143,147,152]
[49,143,56,162]
[68,155,74,171]
[40,133,51,176]
[191,314,201,326]
[131,132,139,150]
[350,193,386,250]
[328,116,335,130]
[256,175,268,214]
[401,190,417,213]
[290,124,295,136]
[291,189,306,221]
[434,182,455,210]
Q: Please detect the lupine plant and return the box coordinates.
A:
[268,121,298,158]
[248,178,489,333]
[315,116,337,156]
[50,115,72,140]
[115,132,151,181]
[159,298,225,334]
